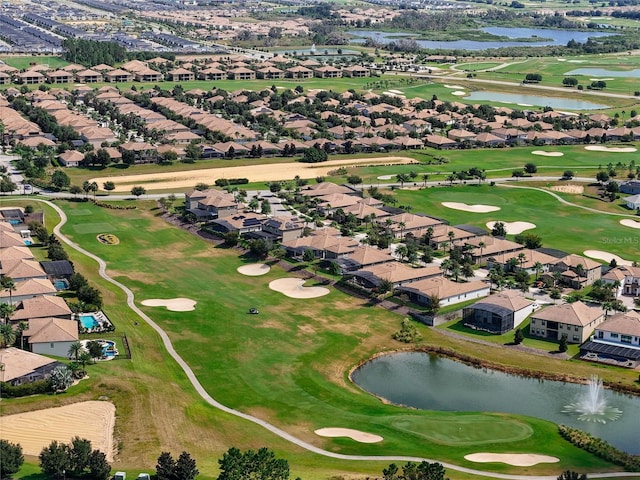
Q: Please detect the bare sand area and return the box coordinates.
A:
[314,428,383,443]
[91,157,415,192]
[444,84,465,89]
[550,185,584,194]
[269,278,330,299]
[141,298,197,311]
[464,453,559,467]
[0,401,115,461]
[442,202,500,213]
[583,250,633,266]
[486,221,536,235]
[451,91,467,96]
[237,263,271,276]
[531,150,564,157]
[585,146,637,153]
[620,219,640,229]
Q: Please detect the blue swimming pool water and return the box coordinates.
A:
[79,314,99,329]
[102,340,117,357]
[9,219,20,225]
[23,239,32,245]
[54,279,68,290]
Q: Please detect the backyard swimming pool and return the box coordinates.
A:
[53,279,69,291]
[80,339,118,358]
[79,313,100,330]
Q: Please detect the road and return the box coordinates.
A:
[25,197,639,480]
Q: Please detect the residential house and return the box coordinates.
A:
[349,262,442,289]
[342,65,370,77]
[257,67,284,80]
[580,311,640,368]
[551,254,601,288]
[185,189,238,221]
[75,69,103,83]
[24,317,78,358]
[16,71,45,85]
[529,301,604,343]
[381,213,445,239]
[314,66,341,78]
[198,67,226,80]
[261,216,304,242]
[487,249,559,275]
[620,180,640,195]
[0,72,11,85]
[334,245,394,272]
[424,134,457,149]
[0,347,61,385]
[0,259,48,282]
[301,182,358,198]
[227,67,256,80]
[133,67,163,83]
[10,295,73,323]
[208,213,263,235]
[458,236,524,265]
[46,70,73,84]
[167,67,195,82]
[103,69,134,83]
[0,278,57,304]
[462,291,537,334]
[398,277,490,307]
[623,194,640,210]
[286,66,313,79]
[58,150,84,167]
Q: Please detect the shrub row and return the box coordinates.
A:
[0,379,52,398]
[91,200,137,210]
[214,178,249,186]
[558,425,640,471]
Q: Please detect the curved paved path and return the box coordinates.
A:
[33,198,639,480]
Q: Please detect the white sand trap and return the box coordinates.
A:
[377,175,394,180]
[451,91,467,96]
[141,298,197,312]
[551,185,584,194]
[442,202,500,213]
[532,150,564,157]
[620,219,640,229]
[388,89,404,94]
[315,428,383,443]
[590,77,614,81]
[444,84,465,89]
[0,401,115,461]
[465,453,559,467]
[486,221,536,235]
[568,59,586,63]
[269,278,330,299]
[584,250,633,266]
[237,263,271,276]
[557,58,566,61]
[517,103,533,107]
[585,146,637,153]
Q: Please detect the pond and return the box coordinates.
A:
[348,28,614,51]
[462,91,608,110]
[351,352,640,454]
[565,68,640,79]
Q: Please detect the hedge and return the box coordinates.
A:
[215,178,249,187]
[0,379,52,398]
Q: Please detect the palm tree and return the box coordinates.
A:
[575,263,585,288]
[68,341,83,361]
[517,252,526,270]
[398,221,406,240]
[440,259,453,276]
[422,174,429,187]
[534,261,543,281]
[447,231,455,251]
[78,351,92,375]
[478,241,486,264]
[16,321,27,349]
[0,324,16,348]
[424,226,434,247]
[0,303,15,324]
[0,276,16,305]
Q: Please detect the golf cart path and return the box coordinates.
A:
[37,199,638,480]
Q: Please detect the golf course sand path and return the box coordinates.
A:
[442,202,500,213]
[237,263,271,276]
[531,150,564,157]
[315,428,383,444]
[269,278,330,299]
[0,401,116,461]
[91,157,416,192]
[583,250,633,266]
[620,219,640,229]
[465,453,559,467]
[141,298,197,311]
[486,221,536,235]
[585,146,637,153]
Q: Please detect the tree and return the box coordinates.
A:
[557,471,587,480]
[78,285,102,308]
[596,171,609,185]
[86,341,104,360]
[261,199,271,215]
[303,249,315,263]
[0,303,16,325]
[514,328,524,345]
[70,185,83,197]
[87,450,111,480]
[524,73,542,83]
[103,181,115,193]
[562,77,578,87]
[78,351,92,375]
[1,276,16,305]
[524,163,537,174]
[218,447,289,480]
[396,173,410,188]
[50,365,73,392]
[51,170,71,189]
[0,439,24,478]
[515,233,543,249]
[563,170,574,179]
[185,141,203,162]
[69,437,92,475]
[156,452,176,480]
[300,147,327,163]
[383,461,448,480]
[347,175,362,187]
[131,186,146,198]
[39,441,70,479]
[559,334,568,353]
[0,324,16,348]
[174,451,199,480]
[491,221,506,237]
[68,341,83,361]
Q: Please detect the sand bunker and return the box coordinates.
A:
[269,278,330,299]
[442,202,500,213]
[550,185,584,194]
[315,428,383,443]
[585,146,637,153]
[464,453,559,467]
[141,298,197,312]
[377,175,395,180]
[388,89,404,94]
[451,91,467,96]
[620,219,640,229]
[583,250,633,266]
[0,401,115,461]
[444,84,465,89]
[237,263,271,276]
[486,221,536,235]
[531,150,564,157]
[91,156,415,192]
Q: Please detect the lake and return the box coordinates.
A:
[565,68,640,78]
[348,28,614,51]
[351,352,640,454]
[462,91,608,110]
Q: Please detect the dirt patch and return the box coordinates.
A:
[442,202,500,213]
[141,298,197,312]
[0,401,116,461]
[91,157,416,192]
[315,427,383,443]
[550,185,584,194]
[464,453,559,467]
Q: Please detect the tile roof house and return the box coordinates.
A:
[350,262,442,289]
[10,295,73,323]
[0,347,61,385]
[551,254,602,288]
[462,291,537,334]
[24,317,78,358]
[580,311,640,368]
[58,150,84,167]
[530,301,604,343]
[334,245,395,272]
[185,189,239,221]
[0,278,57,304]
[398,277,490,308]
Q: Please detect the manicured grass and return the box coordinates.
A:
[0,55,70,70]
[4,197,638,479]
[391,183,639,260]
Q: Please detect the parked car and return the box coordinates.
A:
[249,308,259,314]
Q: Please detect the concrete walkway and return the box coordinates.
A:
[28,198,640,480]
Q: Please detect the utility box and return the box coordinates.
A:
[137,474,151,480]
[114,472,126,480]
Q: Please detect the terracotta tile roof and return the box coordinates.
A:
[597,311,640,337]
[25,317,78,343]
[0,347,59,382]
[532,301,603,327]
[12,295,72,321]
